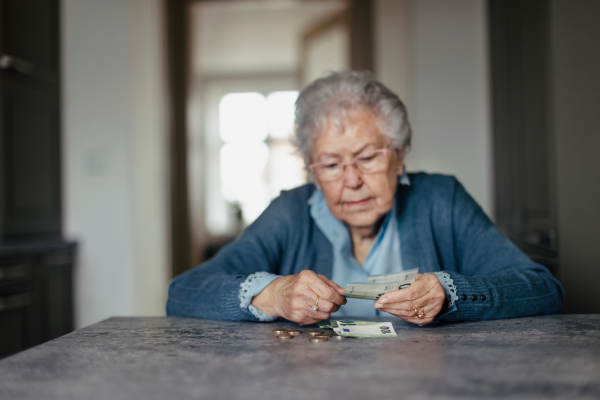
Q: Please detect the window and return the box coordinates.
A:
[207,90,305,235]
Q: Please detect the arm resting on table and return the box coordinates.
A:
[435,180,563,322]
[166,196,291,321]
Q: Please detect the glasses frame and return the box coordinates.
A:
[308,148,390,181]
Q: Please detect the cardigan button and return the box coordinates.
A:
[461,294,467,301]
[471,295,477,301]
[480,295,486,301]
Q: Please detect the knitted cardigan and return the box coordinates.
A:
[166,173,564,322]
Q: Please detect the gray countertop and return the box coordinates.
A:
[1,315,599,400]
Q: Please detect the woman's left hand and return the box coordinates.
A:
[374,273,446,326]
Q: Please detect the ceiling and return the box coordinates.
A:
[191,0,348,76]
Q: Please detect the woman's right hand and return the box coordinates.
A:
[251,270,347,325]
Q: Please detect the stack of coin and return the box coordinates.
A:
[309,335,330,342]
[276,334,294,339]
[272,328,288,335]
[287,329,302,336]
[306,330,323,337]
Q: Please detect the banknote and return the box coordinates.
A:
[335,320,383,326]
[317,321,338,329]
[317,320,384,329]
[366,268,419,286]
[342,282,402,300]
[333,322,397,338]
[341,269,419,300]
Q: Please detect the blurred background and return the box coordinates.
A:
[0,0,598,358]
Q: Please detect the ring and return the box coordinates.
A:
[312,296,320,311]
[415,307,425,318]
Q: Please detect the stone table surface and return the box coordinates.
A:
[0,315,599,400]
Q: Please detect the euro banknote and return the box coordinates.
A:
[317,320,384,329]
[333,322,397,338]
[341,268,419,300]
[366,268,418,285]
[342,282,403,300]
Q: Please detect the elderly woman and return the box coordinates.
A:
[167,71,563,326]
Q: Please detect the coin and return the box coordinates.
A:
[306,330,323,336]
[276,334,294,339]
[309,336,329,342]
[272,328,288,335]
[287,329,302,335]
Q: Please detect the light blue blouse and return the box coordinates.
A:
[240,172,455,321]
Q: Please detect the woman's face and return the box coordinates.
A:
[311,109,404,231]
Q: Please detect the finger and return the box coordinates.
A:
[377,287,444,313]
[379,305,425,323]
[305,309,330,323]
[290,288,337,316]
[301,316,329,325]
[308,277,346,306]
[376,277,446,320]
[312,299,337,313]
[375,274,438,307]
[380,297,445,324]
[375,282,427,307]
[377,292,437,310]
[397,305,435,326]
[317,274,345,294]
[291,307,330,325]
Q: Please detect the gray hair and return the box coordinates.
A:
[292,71,412,166]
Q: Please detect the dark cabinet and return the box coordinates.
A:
[1,0,61,243]
[0,261,36,356]
[0,242,75,359]
[0,0,73,358]
[1,0,60,78]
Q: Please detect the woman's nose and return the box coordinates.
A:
[343,164,362,188]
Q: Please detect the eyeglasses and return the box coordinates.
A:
[308,148,390,182]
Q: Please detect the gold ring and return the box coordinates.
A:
[311,295,320,311]
[417,307,425,318]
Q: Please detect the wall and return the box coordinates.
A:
[192,1,348,77]
[374,0,412,113]
[552,0,600,313]
[374,0,492,217]
[62,0,169,328]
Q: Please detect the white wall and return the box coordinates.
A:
[62,0,169,328]
[374,0,412,113]
[375,0,492,217]
[192,0,347,76]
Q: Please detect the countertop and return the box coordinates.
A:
[1,315,599,399]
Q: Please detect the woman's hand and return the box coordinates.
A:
[374,273,446,326]
[251,270,347,325]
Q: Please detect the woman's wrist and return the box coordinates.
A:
[250,277,282,318]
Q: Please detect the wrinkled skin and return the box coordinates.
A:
[375,273,446,326]
[251,270,347,325]
[252,108,446,326]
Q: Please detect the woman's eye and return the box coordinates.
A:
[359,155,376,162]
[323,163,341,169]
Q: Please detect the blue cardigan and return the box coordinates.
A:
[167,173,564,322]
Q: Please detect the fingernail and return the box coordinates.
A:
[379,298,387,304]
[375,303,382,309]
